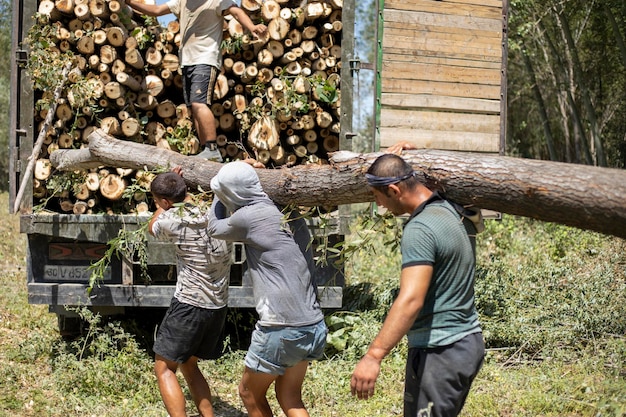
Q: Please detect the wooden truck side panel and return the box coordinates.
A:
[378,0,506,153]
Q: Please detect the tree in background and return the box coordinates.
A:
[0,0,10,191]
[507,0,626,167]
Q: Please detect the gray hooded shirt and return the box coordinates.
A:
[208,161,323,327]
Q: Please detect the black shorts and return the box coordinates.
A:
[404,332,484,417]
[182,64,219,107]
[153,298,227,363]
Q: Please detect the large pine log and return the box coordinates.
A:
[50,129,626,239]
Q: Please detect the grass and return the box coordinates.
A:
[0,192,625,416]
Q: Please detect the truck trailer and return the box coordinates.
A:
[9,0,507,332]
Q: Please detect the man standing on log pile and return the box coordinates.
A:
[126,0,267,162]
[350,150,485,417]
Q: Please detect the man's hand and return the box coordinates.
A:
[350,354,382,400]
[251,24,268,39]
[243,158,265,168]
[386,141,417,155]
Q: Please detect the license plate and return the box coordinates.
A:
[43,265,112,282]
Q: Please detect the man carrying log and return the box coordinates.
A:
[126,0,267,162]
[350,149,485,417]
[148,168,232,417]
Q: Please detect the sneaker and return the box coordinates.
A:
[196,142,223,162]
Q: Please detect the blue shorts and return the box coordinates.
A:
[153,298,227,363]
[244,320,328,375]
[182,64,219,107]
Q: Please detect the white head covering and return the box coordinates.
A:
[210,161,272,212]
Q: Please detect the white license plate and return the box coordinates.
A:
[43,265,112,282]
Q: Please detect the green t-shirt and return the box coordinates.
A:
[402,195,481,348]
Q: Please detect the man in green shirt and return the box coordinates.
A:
[351,150,484,417]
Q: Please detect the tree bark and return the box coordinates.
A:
[49,129,626,240]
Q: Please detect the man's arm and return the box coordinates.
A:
[126,0,171,17]
[207,198,248,242]
[226,6,268,38]
[350,264,433,400]
[148,206,165,236]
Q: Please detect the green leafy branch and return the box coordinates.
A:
[87,221,151,293]
[284,204,402,272]
[25,15,102,111]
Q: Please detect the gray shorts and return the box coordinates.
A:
[404,332,484,417]
[182,64,219,107]
[244,320,328,375]
[153,298,227,363]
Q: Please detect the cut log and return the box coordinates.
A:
[268,17,290,41]
[35,159,53,180]
[58,133,74,148]
[100,44,117,64]
[121,117,142,137]
[248,116,279,150]
[161,53,180,72]
[49,130,626,240]
[99,173,126,200]
[116,71,141,91]
[124,49,143,71]
[39,0,62,20]
[100,116,121,135]
[55,0,75,15]
[157,100,177,119]
[59,198,75,212]
[89,0,109,18]
[106,28,127,48]
[261,0,280,20]
[219,113,236,132]
[145,74,164,96]
[213,74,229,100]
[85,171,100,191]
[73,200,89,214]
[166,20,180,34]
[76,35,95,54]
[136,92,158,110]
[93,29,107,44]
[145,46,163,66]
[241,0,261,12]
[110,58,126,75]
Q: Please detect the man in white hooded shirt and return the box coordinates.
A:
[208,161,327,417]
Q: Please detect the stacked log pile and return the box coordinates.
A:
[29,0,343,214]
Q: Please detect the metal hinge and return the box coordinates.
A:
[15,49,28,65]
[349,58,375,74]
[13,129,28,172]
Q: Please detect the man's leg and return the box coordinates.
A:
[404,333,484,417]
[184,64,221,161]
[180,356,214,417]
[274,360,310,417]
[239,366,277,417]
[154,354,187,417]
[190,102,217,147]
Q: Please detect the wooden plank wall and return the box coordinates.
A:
[379,0,504,152]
